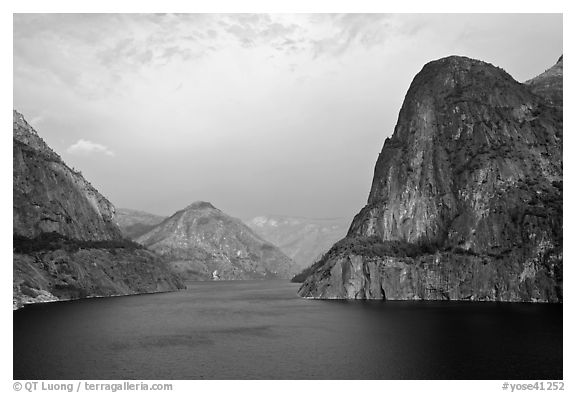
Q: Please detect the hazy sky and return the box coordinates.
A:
[13,13,562,219]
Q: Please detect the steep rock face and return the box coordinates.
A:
[13,110,121,241]
[299,56,562,302]
[245,215,349,269]
[115,208,166,239]
[298,247,561,302]
[13,247,184,310]
[526,56,563,109]
[13,111,183,308]
[137,202,298,280]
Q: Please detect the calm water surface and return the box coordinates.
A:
[14,280,562,379]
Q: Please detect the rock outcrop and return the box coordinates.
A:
[245,215,349,271]
[526,55,563,109]
[298,55,562,302]
[13,111,184,309]
[13,246,183,309]
[14,111,121,241]
[115,208,166,239]
[137,202,298,281]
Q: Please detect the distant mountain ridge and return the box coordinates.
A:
[137,202,298,281]
[245,215,350,269]
[115,208,166,239]
[13,110,183,309]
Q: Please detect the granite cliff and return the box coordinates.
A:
[14,111,120,241]
[13,243,183,309]
[245,215,349,271]
[526,55,563,110]
[13,111,183,309]
[298,56,562,302]
[137,202,298,281]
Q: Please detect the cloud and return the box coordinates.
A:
[28,115,45,127]
[67,139,115,157]
[13,14,396,102]
[222,14,302,51]
[14,14,216,100]
[310,14,391,57]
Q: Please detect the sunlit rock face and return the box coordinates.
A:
[13,110,122,241]
[526,55,563,110]
[299,56,562,302]
[13,111,184,309]
[137,202,298,281]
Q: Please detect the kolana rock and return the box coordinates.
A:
[245,215,350,272]
[115,208,166,239]
[137,202,298,281]
[13,111,184,309]
[298,55,562,302]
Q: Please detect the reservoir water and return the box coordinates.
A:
[14,280,562,379]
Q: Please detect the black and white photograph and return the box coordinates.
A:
[5,3,569,389]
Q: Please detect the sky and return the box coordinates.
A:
[13,13,563,220]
